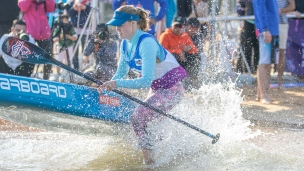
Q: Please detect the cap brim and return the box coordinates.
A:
[189,24,200,27]
[106,19,126,26]
[171,22,181,26]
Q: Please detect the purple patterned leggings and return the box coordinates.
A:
[130,82,184,149]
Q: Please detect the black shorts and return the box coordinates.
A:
[184,53,201,77]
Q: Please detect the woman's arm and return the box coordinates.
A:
[114,38,157,89]
[112,41,130,81]
[111,55,130,81]
[18,0,32,13]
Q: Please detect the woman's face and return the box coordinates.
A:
[116,21,135,40]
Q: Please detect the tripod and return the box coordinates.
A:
[70,0,106,72]
[53,14,75,83]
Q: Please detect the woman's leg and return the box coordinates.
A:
[130,82,184,164]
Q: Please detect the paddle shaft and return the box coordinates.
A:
[49,58,220,142]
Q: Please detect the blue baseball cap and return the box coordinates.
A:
[106,11,140,26]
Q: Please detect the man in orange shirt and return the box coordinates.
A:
[159,17,200,90]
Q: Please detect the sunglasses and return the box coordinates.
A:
[174,24,183,28]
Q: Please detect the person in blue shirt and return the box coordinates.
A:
[112,0,167,36]
[99,5,188,165]
[252,0,279,104]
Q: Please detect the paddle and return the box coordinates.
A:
[1,37,220,144]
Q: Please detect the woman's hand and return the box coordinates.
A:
[98,80,117,93]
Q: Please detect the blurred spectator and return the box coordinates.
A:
[189,0,208,18]
[176,0,192,21]
[236,0,259,74]
[188,0,209,39]
[52,12,77,77]
[0,20,35,77]
[276,0,295,89]
[0,0,20,37]
[236,0,245,16]
[253,0,279,104]
[159,17,199,90]
[285,0,304,79]
[112,0,168,36]
[83,23,117,83]
[68,0,92,71]
[186,18,203,53]
[165,0,177,28]
[18,0,56,80]
[185,18,203,89]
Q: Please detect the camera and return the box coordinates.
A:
[52,22,73,38]
[56,0,70,11]
[62,23,73,33]
[93,24,109,43]
[98,31,108,40]
[18,30,29,41]
[93,31,108,43]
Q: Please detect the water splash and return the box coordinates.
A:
[138,81,260,167]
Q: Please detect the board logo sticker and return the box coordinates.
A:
[11,40,31,60]
[99,95,120,106]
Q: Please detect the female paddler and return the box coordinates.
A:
[98,5,188,165]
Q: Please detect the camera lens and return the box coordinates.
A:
[98,31,108,40]
[20,33,29,41]
[18,31,29,41]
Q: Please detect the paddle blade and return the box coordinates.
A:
[1,37,49,64]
